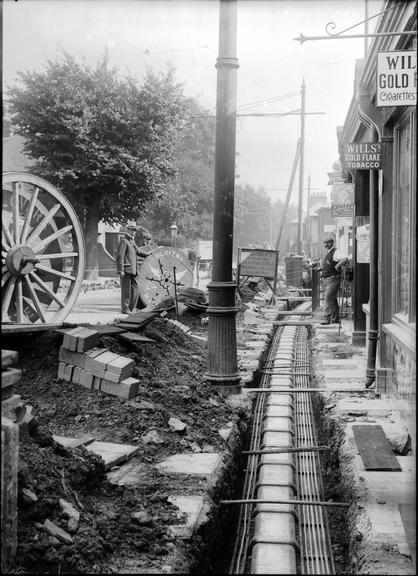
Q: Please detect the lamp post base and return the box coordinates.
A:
[205,281,241,393]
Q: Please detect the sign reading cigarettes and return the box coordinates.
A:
[376,50,416,107]
[344,142,383,170]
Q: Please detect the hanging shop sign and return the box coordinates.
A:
[331,182,354,217]
[355,217,370,264]
[344,142,383,170]
[332,203,353,217]
[376,50,416,108]
[331,182,354,204]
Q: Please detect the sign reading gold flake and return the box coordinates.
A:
[344,143,383,170]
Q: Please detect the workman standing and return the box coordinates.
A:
[318,235,348,325]
[116,221,149,315]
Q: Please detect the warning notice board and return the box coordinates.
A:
[237,248,278,278]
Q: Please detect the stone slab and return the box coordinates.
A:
[86,441,139,469]
[324,368,366,379]
[167,495,211,539]
[2,350,19,369]
[322,358,365,367]
[156,453,222,482]
[338,398,394,417]
[107,460,153,486]
[52,435,95,449]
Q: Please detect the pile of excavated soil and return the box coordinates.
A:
[5,305,253,574]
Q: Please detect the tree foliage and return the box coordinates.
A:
[7,51,188,226]
[234,184,297,255]
[142,99,216,239]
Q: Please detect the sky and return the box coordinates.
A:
[3,0,383,210]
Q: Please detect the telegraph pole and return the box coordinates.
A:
[307,172,311,257]
[297,79,306,255]
[205,0,241,393]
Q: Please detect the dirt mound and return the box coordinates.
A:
[5,309,252,574]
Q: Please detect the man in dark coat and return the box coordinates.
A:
[318,235,348,325]
[116,221,149,314]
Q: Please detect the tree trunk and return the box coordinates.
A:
[84,199,99,281]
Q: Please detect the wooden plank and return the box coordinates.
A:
[1,350,19,369]
[115,322,146,332]
[399,503,416,564]
[120,311,158,326]
[352,425,401,471]
[1,417,19,572]
[2,323,63,334]
[119,332,155,343]
[84,324,127,335]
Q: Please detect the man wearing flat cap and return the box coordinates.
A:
[116,221,150,314]
[318,234,348,325]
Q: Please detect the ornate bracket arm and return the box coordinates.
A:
[294,3,416,44]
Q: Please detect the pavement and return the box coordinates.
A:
[311,315,415,574]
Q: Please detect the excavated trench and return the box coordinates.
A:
[185,318,356,575]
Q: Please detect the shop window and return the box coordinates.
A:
[393,111,416,323]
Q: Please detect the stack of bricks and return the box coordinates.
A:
[58,327,140,400]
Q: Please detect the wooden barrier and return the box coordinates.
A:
[1,417,19,572]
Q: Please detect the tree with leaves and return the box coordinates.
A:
[142,98,216,241]
[7,51,188,278]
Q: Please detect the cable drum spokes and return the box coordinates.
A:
[2,172,85,326]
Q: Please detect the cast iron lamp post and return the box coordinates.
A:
[205,0,241,393]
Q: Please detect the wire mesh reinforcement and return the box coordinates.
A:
[228,315,335,574]
[294,328,335,574]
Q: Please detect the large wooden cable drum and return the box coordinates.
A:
[137,246,193,308]
[2,172,85,326]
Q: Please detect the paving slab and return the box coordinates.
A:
[167,495,211,539]
[323,368,366,381]
[156,453,223,482]
[86,441,139,469]
[338,398,395,417]
[358,458,416,545]
[52,435,95,449]
[322,358,365,367]
[107,459,154,485]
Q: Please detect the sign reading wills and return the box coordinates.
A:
[376,51,416,108]
[344,142,383,170]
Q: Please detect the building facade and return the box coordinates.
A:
[337,0,416,445]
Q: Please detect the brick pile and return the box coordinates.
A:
[58,327,140,400]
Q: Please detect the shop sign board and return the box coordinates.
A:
[355,217,370,264]
[331,182,354,204]
[376,50,416,108]
[344,142,383,170]
[332,203,353,217]
[331,182,354,218]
